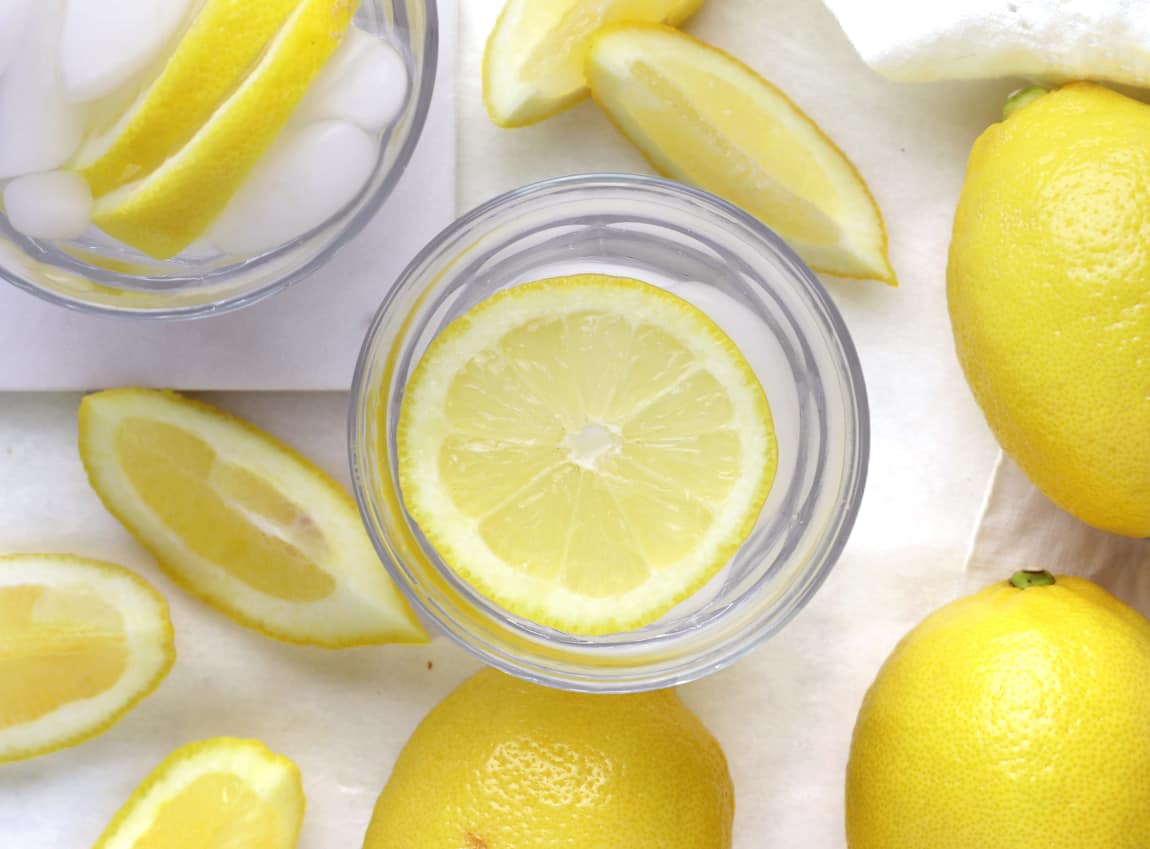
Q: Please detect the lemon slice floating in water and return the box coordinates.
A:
[587,24,896,284]
[398,274,777,636]
[79,388,427,647]
[0,554,174,764]
[483,0,704,127]
[92,738,304,849]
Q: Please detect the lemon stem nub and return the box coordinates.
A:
[1009,570,1056,589]
[1003,86,1048,120]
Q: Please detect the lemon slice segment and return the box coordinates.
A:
[75,0,302,198]
[91,0,359,259]
[398,275,777,635]
[483,0,704,127]
[0,554,174,764]
[587,24,896,284]
[92,738,304,849]
[79,389,427,647]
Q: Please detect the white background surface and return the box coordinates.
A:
[0,5,457,391]
[0,0,1029,846]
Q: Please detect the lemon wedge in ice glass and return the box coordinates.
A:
[79,389,427,648]
[587,24,896,284]
[397,274,778,636]
[0,554,174,764]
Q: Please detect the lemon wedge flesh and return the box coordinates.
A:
[92,0,359,259]
[0,554,174,764]
[79,389,427,647]
[75,0,302,198]
[397,275,777,635]
[587,24,896,284]
[483,0,704,127]
[92,738,304,849]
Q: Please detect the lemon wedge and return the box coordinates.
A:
[76,0,302,198]
[483,0,704,127]
[397,275,777,635]
[79,389,427,647]
[587,24,896,284]
[0,554,174,764]
[92,738,304,849]
[92,0,359,259]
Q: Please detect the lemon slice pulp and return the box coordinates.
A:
[587,24,896,284]
[79,389,427,647]
[92,738,304,849]
[0,554,174,764]
[483,0,704,127]
[398,274,777,635]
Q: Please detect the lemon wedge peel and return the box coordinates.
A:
[92,0,360,259]
[586,24,897,286]
[76,0,303,198]
[91,738,304,849]
[0,554,175,765]
[79,389,428,648]
[483,0,705,128]
[398,275,777,636]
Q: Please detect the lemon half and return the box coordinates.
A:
[397,274,777,635]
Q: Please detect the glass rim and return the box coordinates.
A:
[0,0,439,320]
[349,173,870,692]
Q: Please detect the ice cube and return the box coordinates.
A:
[293,28,409,134]
[0,0,84,179]
[58,0,194,103]
[4,170,93,241]
[0,0,33,79]
[209,120,377,257]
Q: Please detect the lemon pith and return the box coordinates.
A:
[846,573,1150,849]
[92,0,360,259]
[75,0,302,197]
[0,554,174,764]
[92,738,304,849]
[586,24,895,284]
[364,669,734,849]
[397,274,777,636]
[483,0,704,127]
[948,81,1150,536]
[79,388,427,647]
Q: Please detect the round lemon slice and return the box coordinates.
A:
[586,24,896,285]
[0,554,174,764]
[398,274,777,635]
[79,389,427,648]
[92,738,303,849]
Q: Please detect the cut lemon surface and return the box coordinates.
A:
[92,0,359,259]
[483,0,704,127]
[92,738,304,849]
[0,554,174,764]
[587,24,896,284]
[76,0,302,198]
[79,389,427,647]
[398,275,777,635]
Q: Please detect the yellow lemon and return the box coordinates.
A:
[75,0,302,198]
[364,668,733,849]
[846,571,1150,849]
[92,738,304,849]
[92,0,359,259]
[587,24,895,284]
[948,82,1150,536]
[0,554,173,764]
[483,0,704,127]
[79,388,427,648]
[397,275,777,636]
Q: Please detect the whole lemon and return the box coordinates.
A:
[846,571,1150,849]
[363,669,733,849]
[948,82,1150,537]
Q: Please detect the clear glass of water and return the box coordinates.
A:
[350,173,869,692]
